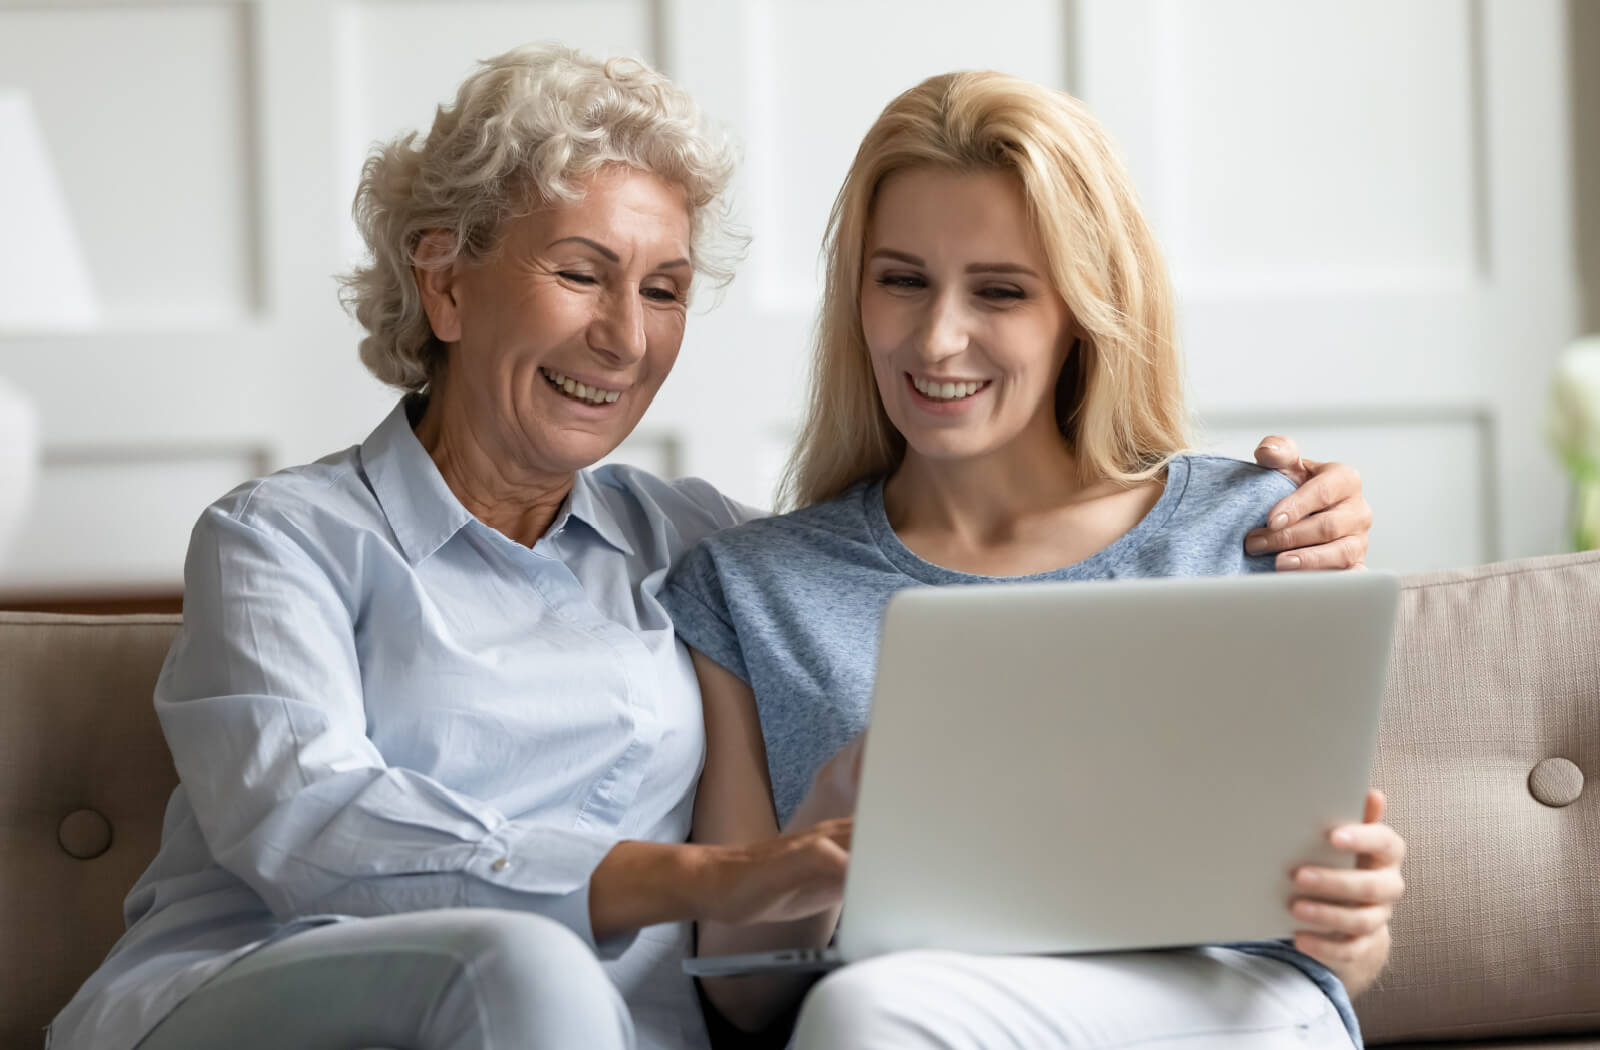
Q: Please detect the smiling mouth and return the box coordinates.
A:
[541,367,621,405]
[910,375,988,401]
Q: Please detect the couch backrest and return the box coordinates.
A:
[0,613,181,1048]
[1356,551,1600,1044]
[0,555,1596,1047]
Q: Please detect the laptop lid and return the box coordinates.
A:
[834,571,1399,962]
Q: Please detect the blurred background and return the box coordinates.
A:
[0,0,1595,610]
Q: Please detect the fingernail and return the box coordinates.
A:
[1258,442,1280,454]
[1271,513,1290,528]
[1297,868,1321,886]
[1246,536,1269,555]
[1332,830,1354,847]
[1280,554,1301,570]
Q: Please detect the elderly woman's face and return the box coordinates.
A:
[425,166,694,474]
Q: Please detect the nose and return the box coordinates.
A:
[588,287,648,365]
[916,290,969,362]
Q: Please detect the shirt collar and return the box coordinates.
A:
[563,468,635,557]
[360,398,475,565]
[361,397,636,563]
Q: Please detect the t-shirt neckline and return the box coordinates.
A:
[862,455,1192,586]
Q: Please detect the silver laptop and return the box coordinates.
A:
[684,571,1399,978]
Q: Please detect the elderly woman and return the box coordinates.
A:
[50,45,1370,1050]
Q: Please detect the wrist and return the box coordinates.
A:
[592,840,719,940]
[674,842,725,920]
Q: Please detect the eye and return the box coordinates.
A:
[642,285,684,303]
[557,271,598,285]
[875,273,927,290]
[978,285,1025,302]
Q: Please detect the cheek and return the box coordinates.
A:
[859,294,909,377]
[642,312,686,378]
[993,314,1066,379]
[488,279,586,355]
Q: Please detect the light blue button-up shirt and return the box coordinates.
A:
[49,399,757,1050]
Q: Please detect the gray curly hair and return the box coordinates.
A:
[341,43,744,391]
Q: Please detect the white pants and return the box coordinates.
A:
[136,909,634,1050]
[791,947,1356,1050]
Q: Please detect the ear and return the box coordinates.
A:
[414,229,464,344]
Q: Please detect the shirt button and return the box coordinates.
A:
[491,857,511,873]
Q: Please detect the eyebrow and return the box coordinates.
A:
[869,248,1039,278]
[547,236,691,272]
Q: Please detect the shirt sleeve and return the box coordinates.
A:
[1241,469,1297,575]
[669,474,769,532]
[659,538,753,684]
[154,501,634,957]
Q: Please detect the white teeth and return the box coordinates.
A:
[913,377,982,400]
[543,369,619,405]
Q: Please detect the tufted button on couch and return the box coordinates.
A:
[1,553,1597,1048]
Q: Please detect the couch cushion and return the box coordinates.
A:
[1383,1040,1600,1050]
[1359,552,1600,1045]
[0,612,181,1049]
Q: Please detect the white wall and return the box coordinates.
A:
[0,0,1583,595]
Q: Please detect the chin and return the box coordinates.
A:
[902,433,999,464]
[536,432,626,474]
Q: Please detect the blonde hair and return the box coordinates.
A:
[341,43,743,391]
[780,71,1188,509]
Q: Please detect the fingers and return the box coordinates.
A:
[1253,435,1307,482]
[1364,789,1387,825]
[811,817,854,851]
[1244,458,1371,570]
[1290,898,1393,938]
[1265,461,1365,531]
[1294,863,1405,906]
[1294,929,1380,968]
[1330,823,1407,870]
[1277,535,1368,572]
[1245,497,1369,557]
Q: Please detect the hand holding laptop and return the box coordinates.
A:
[1289,787,1406,992]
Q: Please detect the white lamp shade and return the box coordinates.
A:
[0,90,99,330]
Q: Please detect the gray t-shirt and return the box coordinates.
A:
[660,454,1361,1045]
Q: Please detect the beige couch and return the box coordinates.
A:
[3,552,1598,1049]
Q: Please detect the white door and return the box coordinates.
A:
[0,0,1578,598]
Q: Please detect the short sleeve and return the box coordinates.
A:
[659,539,753,684]
[669,475,767,532]
[1241,470,1297,575]
[1173,456,1298,576]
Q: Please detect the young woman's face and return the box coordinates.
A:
[860,167,1076,467]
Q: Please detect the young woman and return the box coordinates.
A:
[660,71,1404,1049]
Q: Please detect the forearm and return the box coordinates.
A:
[588,840,708,943]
